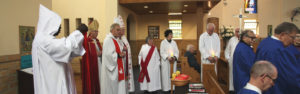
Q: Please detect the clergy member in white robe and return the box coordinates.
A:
[114,15,135,93]
[199,23,220,81]
[160,29,179,92]
[224,28,240,93]
[138,36,161,93]
[101,23,127,94]
[32,4,85,94]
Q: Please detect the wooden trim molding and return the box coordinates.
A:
[0,54,21,63]
[119,0,220,4]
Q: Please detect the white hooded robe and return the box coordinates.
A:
[32,4,85,94]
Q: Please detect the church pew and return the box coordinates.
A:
[181,57,201,83]
[205,73,226,94]
[217,57,229,94]
[202,64,225,94]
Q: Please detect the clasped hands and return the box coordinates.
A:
[207,56,218,63]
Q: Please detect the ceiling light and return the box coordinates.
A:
[168,12,182,15]
[144,5,148,9]
[184,4,188,7]
[183,10,187,13]
[149,11,153,13]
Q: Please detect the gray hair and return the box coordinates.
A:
[235,28,240,34]
[186,44,194,51]
[110,23,120,32]
[240,29,254,39]
[206,23,215,30]
[274,22,299,34]
[250,60,276,78]
[145,36,153,43]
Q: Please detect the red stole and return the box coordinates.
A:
[112,39,125,81]
[81,33,101,94]
[123,43,129,78]
[81,32,92,94]
[138,46,155,83]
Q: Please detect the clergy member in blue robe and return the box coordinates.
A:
[255,22,300,94]
[238,61,278,94]
[287,45,300,61]
[233,30,256,92]
[287,34,300,61]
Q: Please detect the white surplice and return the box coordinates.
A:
[224,36,239,91]
[32,4,85,94]
[198,32,220,81]
[160,39,179,91]
[101,33,126,94]
[121,36,135,92]
[138,44,161,92]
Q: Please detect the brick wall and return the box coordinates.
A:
[0,54,21,94]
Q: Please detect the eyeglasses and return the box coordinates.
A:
[284,32,296,40]
[288,35,296,40]
[246,35,257,41]
[116,29,121,31]
[266,75,276,83]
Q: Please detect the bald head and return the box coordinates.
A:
[250,61,277,78]
[206,23,215,35]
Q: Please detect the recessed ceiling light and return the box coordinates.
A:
[168,12,182,15]
[149,11,153,13]
[144,5,148,9]
[183,10,187,13]
[184,4,188,7]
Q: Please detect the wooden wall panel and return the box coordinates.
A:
[130,39,198,66]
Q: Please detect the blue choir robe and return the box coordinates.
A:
[233,42,255,92]
[255,37,300,94]
[237,88,259,94]
[287,45,300,61]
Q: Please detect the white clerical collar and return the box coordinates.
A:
[271,36,279,41]
[244,83,262,94]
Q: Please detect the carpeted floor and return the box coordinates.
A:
[75,66,185,94]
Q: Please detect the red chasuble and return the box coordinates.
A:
[81,33,101,94]
[112,39,125,81]
[138,46,155,83]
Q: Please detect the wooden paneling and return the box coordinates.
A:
[0,54,20,63]
[130,39,198,66]
[0,54,21,94]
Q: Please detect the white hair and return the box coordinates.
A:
[186,44,194,51]
[206,23,215,30]
[250,60,276,78]
[110,23,120,32]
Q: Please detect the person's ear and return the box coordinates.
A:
[260,74,266,83]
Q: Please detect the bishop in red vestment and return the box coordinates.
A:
[81,20,101,94]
